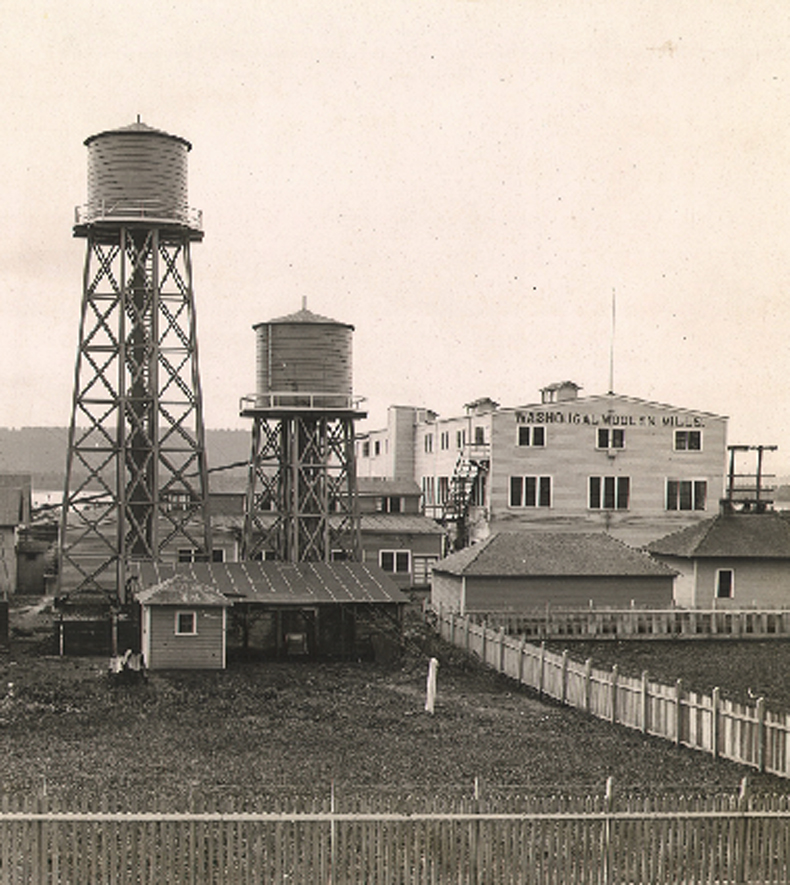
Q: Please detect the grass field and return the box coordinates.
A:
[0,606,788,809]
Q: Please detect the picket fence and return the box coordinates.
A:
[434,608,790,781]
[4,786,790,884]
[474,606,790,641]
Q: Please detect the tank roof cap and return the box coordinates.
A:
[253,306,354,329]
[84,119,192,150]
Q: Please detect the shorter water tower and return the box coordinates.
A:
[241,304,366,562]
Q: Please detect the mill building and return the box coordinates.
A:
[357,381,728,549]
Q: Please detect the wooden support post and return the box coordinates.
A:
[602,775,614,885]
[464,615,471,652]
[610,664,619,725]
[584,658,592,714]
[561,649,569,706]
[675,678,684,746]
[711,687,720,759]
[756,697,766,773]
[640,670,649,734]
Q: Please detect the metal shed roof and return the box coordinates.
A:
[133,561,409,605]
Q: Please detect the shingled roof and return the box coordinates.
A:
[136,574,230,607]
[647,512,790,559]
[434,532,674,577]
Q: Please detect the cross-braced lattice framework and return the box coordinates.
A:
[60,226,211,601]
[242,414,361,562]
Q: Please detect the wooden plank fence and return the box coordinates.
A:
[434,608,790,781]
[472,605,790,640]
[4,785,790,883]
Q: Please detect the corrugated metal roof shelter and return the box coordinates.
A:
[432,532,676,614]
[132,562,409,661]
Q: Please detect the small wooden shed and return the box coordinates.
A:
[136,575,230,670]
[647,511,790,607]
[431,531,676,614]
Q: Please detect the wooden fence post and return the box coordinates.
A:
[711,687,720,759]
[675,678,684,746]
[602,776,614,885]
[610,665,619,725]
[464,615,471,653]
[481,624,487,665]
[640,671,649,734]
[756,697,766,773]
[584,658,592,714]
[560,650,569,706]
[736,776,750,884]
[518,636,527,685]
[498,627,506,674]
[538,642,546,698]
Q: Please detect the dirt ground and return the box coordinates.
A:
[0,601,787,809]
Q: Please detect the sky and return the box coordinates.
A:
[2,1,790,469]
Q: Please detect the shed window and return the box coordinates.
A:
[716,569,734,599]
[175,611,197,635]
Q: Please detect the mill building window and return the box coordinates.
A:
[597,428,625,450]
[666,480,707,511]
[374,440,381,456]
[474,426,485,445]
[437,476,450,504]
[440,431,450,450]
[589,476,630,510]
[456,429,466,449]
[424,433,433,453]
[421,476,435,506]
[675,430,702,451]
[517,426,546,447]
[362,441,370,458]
[509,476,552,508]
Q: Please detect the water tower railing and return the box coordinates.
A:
[74,199,203,230]
[240,392,365,412]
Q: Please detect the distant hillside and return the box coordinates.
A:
[0,427,250,491]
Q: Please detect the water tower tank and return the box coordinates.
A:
[80,120,194,228]
[255,306,354,400]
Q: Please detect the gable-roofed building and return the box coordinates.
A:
[357,384,728,548]
[137,574,231,670]
[431,531,675,614]
[133,561,408,662]
[647,511,790,608]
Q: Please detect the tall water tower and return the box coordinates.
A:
[60,120,212,602]
[241,304,365,562]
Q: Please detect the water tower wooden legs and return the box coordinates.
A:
[242,414,361,563]
[59,227,212,602]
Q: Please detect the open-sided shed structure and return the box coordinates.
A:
[133,561,408,661]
